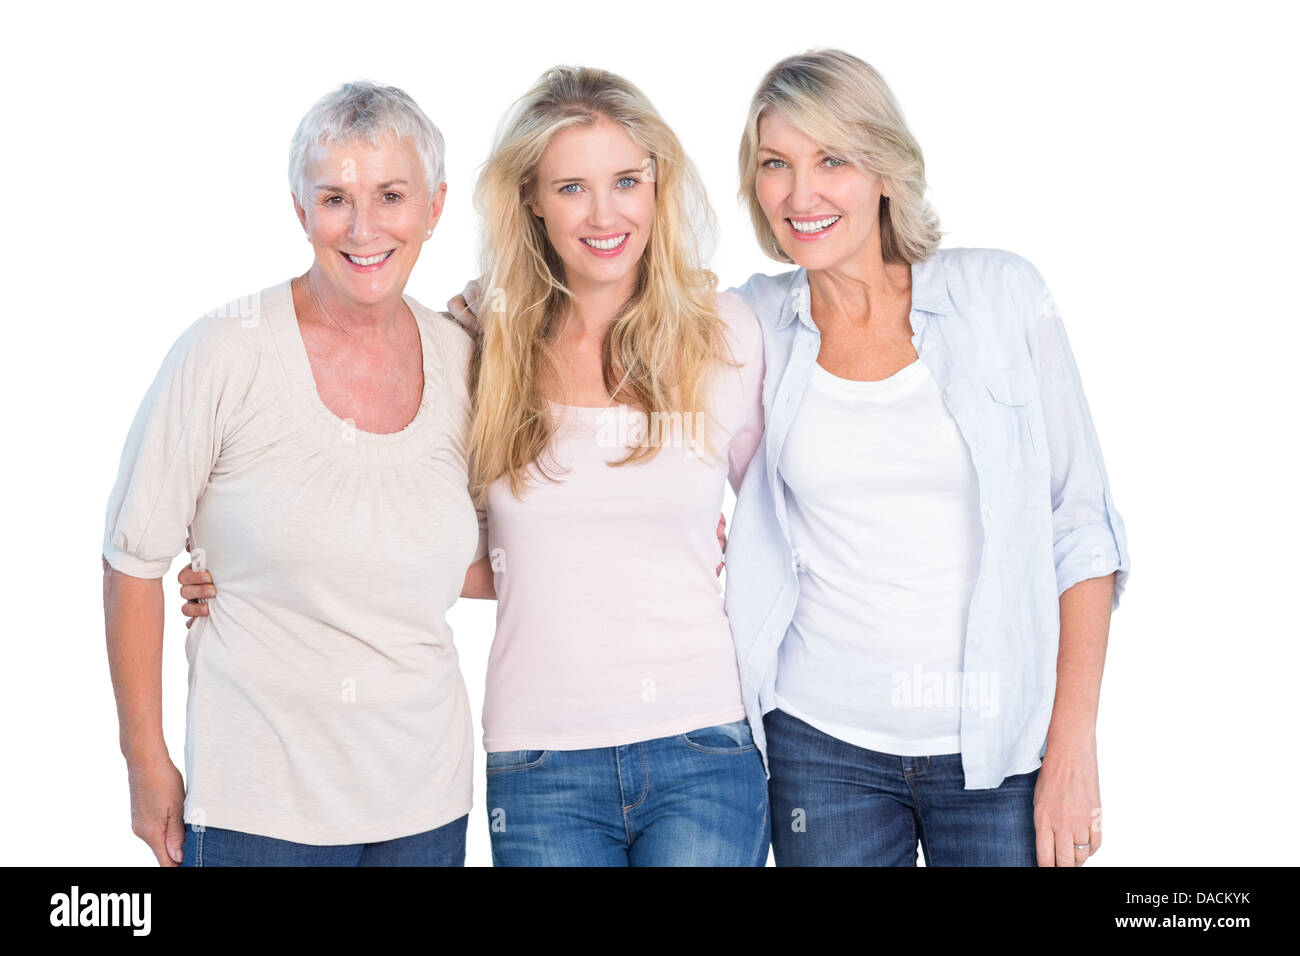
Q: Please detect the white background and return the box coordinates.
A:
[1,0,1295,866]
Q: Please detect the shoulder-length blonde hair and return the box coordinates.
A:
[470,65,730,505]
[738,49,942,264]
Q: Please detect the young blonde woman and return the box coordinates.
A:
[460,66,769,867]
[180,67,770,867]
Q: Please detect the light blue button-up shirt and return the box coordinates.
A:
[723,247,1130,789]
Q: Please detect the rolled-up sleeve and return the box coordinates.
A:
[1022,264,1131,611]
[102,318,245,579]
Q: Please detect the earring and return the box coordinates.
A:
[425,230,433,238]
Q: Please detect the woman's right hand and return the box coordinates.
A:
[126,752,187,866]
[446,277,483,335]
[177,563,216,629]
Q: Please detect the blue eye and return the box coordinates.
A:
[617,176,638,188]
[560,183,581,194]
[825,157,847,168]
[761,158,787,169]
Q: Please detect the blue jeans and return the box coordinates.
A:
[485,718,770,866]
[179,814,467,866]
[765,708,1039,866]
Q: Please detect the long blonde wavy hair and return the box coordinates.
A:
[469,66,732,505]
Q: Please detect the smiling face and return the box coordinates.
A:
[754,108,887,271]
[528,116,655,300]
[293,132,445,309]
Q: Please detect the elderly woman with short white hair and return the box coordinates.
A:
[102,81,487,866]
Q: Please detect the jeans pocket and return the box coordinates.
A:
[484,749,550,773]
[679,718,758,754]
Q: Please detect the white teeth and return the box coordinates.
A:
[345,250,393,265]
[790,216,841,233]
[581,234,628,250]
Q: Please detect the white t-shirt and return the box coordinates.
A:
[103,280,485,845]
[774,358,984,756]
[480,292,765,751]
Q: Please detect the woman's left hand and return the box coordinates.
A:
[716,514,727,576]
[1033,743,1102,866]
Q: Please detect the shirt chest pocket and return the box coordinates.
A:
[983,364,1048,472]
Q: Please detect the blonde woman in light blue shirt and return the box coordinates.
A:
[723,49,1130,867]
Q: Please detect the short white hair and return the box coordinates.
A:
[288,80,446,203]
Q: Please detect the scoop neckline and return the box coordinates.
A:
[811,356,928,394]
[283,282,435,444]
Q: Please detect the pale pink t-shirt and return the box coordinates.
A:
[481,292,766,751]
